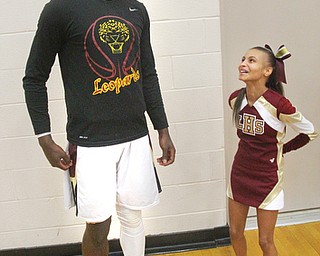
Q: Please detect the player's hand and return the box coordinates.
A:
[38,134,72,171]
[157,128,176,166]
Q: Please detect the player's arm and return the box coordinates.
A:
[23,1,65,135]
[38,134,72,170]
[23,2,69,168]
[139,4,176,165]
[156,128,176,166]
[278,97,318,154]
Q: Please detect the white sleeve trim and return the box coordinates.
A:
[37,132,51,138]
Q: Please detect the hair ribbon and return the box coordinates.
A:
[265,44,291,84]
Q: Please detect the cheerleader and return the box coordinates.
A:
[227,45,318,256]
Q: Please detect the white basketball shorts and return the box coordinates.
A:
[72,135,160,223]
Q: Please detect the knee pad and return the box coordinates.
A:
[116,204,144,234]
[116,205,145,255]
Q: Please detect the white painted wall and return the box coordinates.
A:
[0,0,225,250]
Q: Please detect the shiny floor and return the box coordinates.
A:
[155,222,320,256]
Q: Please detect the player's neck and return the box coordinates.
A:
[245,83,268,106]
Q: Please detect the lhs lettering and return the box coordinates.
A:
[238,113,264,136]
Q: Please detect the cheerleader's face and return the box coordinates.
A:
[238,49,272,84]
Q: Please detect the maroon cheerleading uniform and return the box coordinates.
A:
[227,88,318,209]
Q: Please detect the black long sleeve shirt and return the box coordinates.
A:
[23,0,168,146]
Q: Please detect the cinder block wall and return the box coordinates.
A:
[0,0,226,250]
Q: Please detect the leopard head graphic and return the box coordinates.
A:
[98,20,130,54]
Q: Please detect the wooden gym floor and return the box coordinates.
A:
[155,222,320,256]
